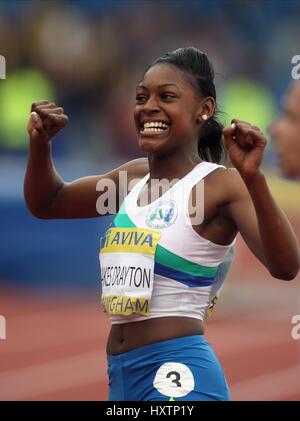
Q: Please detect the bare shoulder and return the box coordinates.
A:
[205,166,248,205]
[115,157,149,182]
[126,157,149,177]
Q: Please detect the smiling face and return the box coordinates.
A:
[134,64,211,157]
[270,82,300,178]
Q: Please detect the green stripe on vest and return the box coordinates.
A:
[114,203,218,277]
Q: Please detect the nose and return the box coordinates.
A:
[143,95,160,114]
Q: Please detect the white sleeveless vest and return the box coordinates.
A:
[99,161,236,324]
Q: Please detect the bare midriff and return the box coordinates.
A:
[106,316,205,355]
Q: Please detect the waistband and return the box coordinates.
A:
[107,334,207,362]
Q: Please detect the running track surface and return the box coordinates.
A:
[0,280,299,401]
[1,175,299,401]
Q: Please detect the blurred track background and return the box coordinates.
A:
[0,0,299,401]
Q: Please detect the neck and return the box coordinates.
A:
[147,149,202,181]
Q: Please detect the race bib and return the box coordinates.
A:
[100,227,161,317]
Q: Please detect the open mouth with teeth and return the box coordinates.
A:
[140,121,170,134]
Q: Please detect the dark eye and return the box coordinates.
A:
[161,93,176,100]
[136,94,147,104]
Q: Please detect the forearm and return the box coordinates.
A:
[243,170,300,279]
[24,138,65,217]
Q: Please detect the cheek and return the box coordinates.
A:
[289,133,300,157]
[133,108,139,123]
[173,112,195,132]
[278,132,299,166]
[274,119,287,136]
[282,125,299,146]
[273,121,293,147]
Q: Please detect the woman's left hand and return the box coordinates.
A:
[223,119,267,179]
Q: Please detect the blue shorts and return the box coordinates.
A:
[107,334,230,401]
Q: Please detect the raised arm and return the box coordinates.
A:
[223,120,300,281]
[24,101,148,219]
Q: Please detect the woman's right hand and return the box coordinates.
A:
[27,100,69,143]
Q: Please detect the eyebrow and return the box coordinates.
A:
[137,83,179,89]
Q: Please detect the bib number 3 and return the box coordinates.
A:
[153,362,195,398]
[166,371,182,388]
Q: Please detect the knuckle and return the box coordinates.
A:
[48,112,57,120]
[32,100,49,107]
[37,108,48,116]
[31,102,41,111]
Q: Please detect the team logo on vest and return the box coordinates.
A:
[146,200,177,229]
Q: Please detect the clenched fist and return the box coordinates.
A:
[27,100,69,143]
[223,119,267,179]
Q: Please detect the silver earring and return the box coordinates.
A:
[202,114,208,121]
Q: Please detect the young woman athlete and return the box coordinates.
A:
[24,47,300,401]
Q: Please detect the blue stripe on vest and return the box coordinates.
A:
[154,262,215,287]
[111,220,215,287]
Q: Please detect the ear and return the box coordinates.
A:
[196,97,216,123]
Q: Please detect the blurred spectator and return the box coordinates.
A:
[270,81,300,179]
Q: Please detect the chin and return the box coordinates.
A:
[138,138,167,154]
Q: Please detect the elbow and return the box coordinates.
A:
[25,202,52,220]
[270,265,299,281]
[24,192,54,220]
[31,210,52,220]
[268,249,300,281]
[28,208,51,220]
